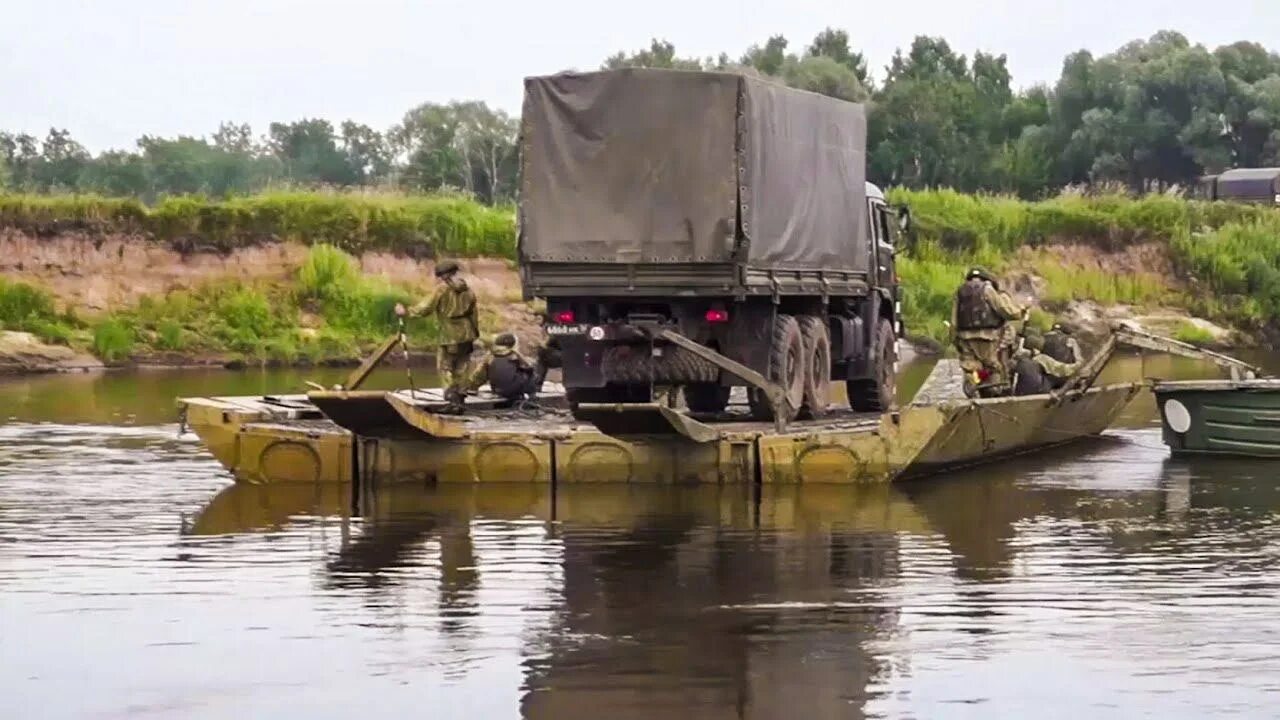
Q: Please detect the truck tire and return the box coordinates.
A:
[685,383,730,414]
[848,317,897,413]
[798,315,831,419]
[601,345,718,384]
[748,314,804,422]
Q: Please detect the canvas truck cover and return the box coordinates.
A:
[519,69,868,272]
[1216,168,1280,202]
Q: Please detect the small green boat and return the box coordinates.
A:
[1154,379,1280,457]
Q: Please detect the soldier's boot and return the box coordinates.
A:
[439,388,466,415]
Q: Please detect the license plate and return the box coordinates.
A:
[547,324,588,336]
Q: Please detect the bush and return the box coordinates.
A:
[92,318,135,362]
[1173,321,1216,346]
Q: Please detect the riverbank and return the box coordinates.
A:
[3,189,1279,375]
[0,231,542,374]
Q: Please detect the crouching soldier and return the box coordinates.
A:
[1012,333,1083,396]
[468,333,548,408]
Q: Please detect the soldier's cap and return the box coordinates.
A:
[966,266,995,282]
[1051,321,1074,335]
[493,332,517,348]
[434,259,461,277]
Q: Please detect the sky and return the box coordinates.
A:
[2,0,1277,152]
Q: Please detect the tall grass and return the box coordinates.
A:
[0,277,80,345]
[0,191,515,257]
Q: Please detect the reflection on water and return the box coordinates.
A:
[3,423,1280,717]
[3,352,1280,717]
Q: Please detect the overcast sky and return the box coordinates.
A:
[2,0,1276,152]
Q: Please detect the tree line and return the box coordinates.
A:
[2,29,1277,202]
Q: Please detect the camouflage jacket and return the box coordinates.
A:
[952,283,1026,342]
[465,345,532,391]
[1033,338,1083,379]
[409,276,478,345]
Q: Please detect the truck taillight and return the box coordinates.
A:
[705,309,729,324]
[553,310,576,324]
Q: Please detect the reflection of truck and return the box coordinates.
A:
[1196,168,1280,204]
[517,68,905,422]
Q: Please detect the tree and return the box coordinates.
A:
[741,35,790,76]
[79,150,148,196]
[212,122,256,155]
[267,119,358,186]
[340,121,392,185]
[393,101,518,202]
[604,39,704,71]
[806,28,869,85]
[35,129,90,191]
[782,56,869,102]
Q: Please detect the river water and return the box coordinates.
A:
[2,356,1280,718]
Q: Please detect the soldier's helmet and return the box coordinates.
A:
[493,332,517,348]
[434,259,461,277]
[966,266,994,283]
[1051,321,1074,335]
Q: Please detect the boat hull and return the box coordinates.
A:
[1154,380,1280,457]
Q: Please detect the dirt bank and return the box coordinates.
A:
[0,231,536,373]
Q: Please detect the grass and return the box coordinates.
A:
[0,277,81,346]
[5,189,1280,359]
[0,190,515,257]
[1173,321,1217,346]
[91,318,134,362]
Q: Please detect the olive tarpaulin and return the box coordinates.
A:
[518,68,869,272]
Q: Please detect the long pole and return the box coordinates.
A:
[399,317,416,401]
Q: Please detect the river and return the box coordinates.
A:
[2,355,1279,718]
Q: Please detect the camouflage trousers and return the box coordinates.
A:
[437,341,475,402]
[956,337,1011,386]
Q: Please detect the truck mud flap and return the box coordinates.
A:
[573,403,720,443]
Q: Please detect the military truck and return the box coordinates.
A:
[1197,168,1280,204]
[517,68,905,423]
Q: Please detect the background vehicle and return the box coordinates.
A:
[1196,168,1280,204]
[518,68,906,421]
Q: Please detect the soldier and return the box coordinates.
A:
[395,259,479,415]
[467,332,548,408]
[952,267,1026,396]
[1042,322,1082,367]
[1012,333,1083,396]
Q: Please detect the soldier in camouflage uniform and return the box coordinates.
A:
[466,333,548,407]
[1012,332,1083,395]
[395,259,479,414]
[951,267,1026,397]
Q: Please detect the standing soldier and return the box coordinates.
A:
[952,267,1026,396]
[395,259,479,415]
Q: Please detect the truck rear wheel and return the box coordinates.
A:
[848,317,897,413]
[748,314,804,422]
[798,315,831,419]
[684,383,730,414]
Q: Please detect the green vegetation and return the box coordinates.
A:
[891,189,1280,346]
[0,245,469,366]
[1173,321,1218,346]
[0,191,515,257]
[5,31,1277,203]
[4,187,1280,362]
[0,277,79,345]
